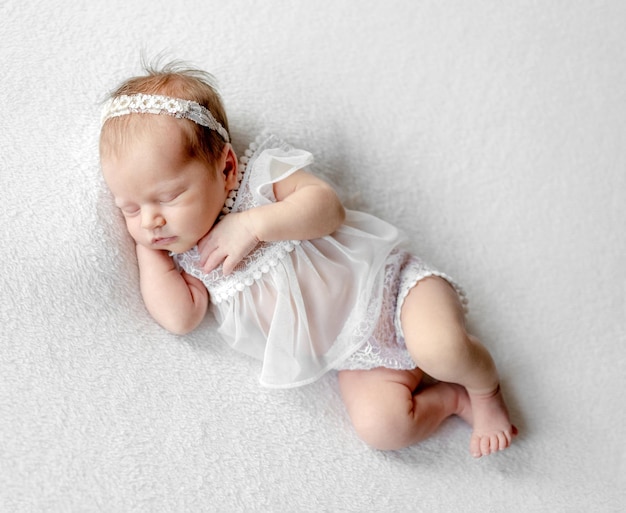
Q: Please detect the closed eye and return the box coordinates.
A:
[159,190,184,204]
[119,205,140,217]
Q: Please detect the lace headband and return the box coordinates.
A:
[101,93,230,143]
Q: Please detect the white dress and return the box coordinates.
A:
[173,134,465,388]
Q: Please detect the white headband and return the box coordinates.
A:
[101,93,230,143]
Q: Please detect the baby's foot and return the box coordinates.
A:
[468,385,517,458]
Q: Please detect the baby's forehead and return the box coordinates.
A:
[101,139,193,197]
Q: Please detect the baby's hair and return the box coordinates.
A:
[100,59,229,173]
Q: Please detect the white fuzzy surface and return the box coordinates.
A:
[1,0,624,510]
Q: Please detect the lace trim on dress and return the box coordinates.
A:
[176,240,301,304]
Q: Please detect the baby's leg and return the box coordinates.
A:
[338,367,472,451]
[400,277,516,457]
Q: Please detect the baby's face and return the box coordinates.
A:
[101,116,233,254]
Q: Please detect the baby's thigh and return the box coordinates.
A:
[338,368,422,444]
[400,277,468,352]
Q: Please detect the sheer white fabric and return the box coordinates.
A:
[173,134,466,388]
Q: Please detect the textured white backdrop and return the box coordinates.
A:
[1,0,624,510]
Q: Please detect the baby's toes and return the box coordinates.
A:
[470,434,483,458]
[481,434,494,456]
[497,431,510,451]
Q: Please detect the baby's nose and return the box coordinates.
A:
[141,207,165,230]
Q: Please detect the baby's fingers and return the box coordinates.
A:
[202,247,227,273]
[197,237,211,266]
[221,257,236,276]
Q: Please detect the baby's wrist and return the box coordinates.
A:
[241,209,263,243]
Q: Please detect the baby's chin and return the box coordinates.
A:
[138,237,195,254]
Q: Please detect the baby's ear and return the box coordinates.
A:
[221,144,239,189]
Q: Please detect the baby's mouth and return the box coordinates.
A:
[151,236,178,247]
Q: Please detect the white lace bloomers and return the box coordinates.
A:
[173,134,466,388]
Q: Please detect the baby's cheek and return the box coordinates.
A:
[125,221,142,242]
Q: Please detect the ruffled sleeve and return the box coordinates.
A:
[245,134,314,206]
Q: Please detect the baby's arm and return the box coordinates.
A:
[136,244,209,335]
[199,170,345,274]
[254,169,346,241]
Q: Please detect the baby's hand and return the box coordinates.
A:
[198,212,259,275]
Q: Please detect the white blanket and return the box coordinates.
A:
[1,0,624,510]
